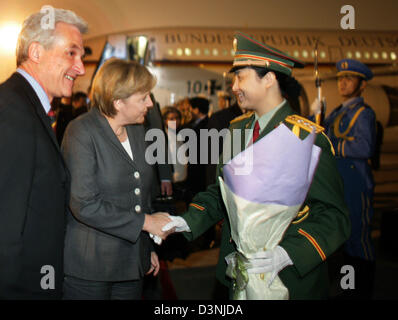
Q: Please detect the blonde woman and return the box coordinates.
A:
[61,59,172,299]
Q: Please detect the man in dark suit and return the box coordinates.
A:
[0,8,87,299]
[145,93,173,200]
[71,91,88,119]
[187,97,210,196]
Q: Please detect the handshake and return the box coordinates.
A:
[143,212,191,245]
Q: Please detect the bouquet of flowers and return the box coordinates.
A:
[219,123,321,300]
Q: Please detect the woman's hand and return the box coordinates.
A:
[143,212,175,240]
[146,251,160,276]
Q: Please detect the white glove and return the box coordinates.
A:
[310,97,322,115]
[161,215,191,233]
[149,233,162,245]
[310,97,326,115]
[246,246,293,287]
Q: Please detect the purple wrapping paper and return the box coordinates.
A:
[223,124,321,206]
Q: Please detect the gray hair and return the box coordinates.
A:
[16,8,88,66]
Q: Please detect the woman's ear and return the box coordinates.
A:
[113,99,122,112]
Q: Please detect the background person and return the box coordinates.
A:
[312,59,377,299]
[144,93,173,201]
[71,91,88,118]
[216,90,231,110]
[161,106,188,190]
[186,96,210,196]
[176,97,195,129]
[61,58,171,300]
[55,96,73,144]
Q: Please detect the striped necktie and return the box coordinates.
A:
[47,109,57,132]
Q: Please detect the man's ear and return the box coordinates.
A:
[360,79,367,91]
[27,42,44,64]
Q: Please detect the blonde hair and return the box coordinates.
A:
[16,8,88,66]
[90,58,156,117]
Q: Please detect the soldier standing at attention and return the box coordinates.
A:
[161,32,350,299]
[312,59,377,299]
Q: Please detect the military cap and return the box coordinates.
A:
[230,31,304,76]
[336,59,373,81]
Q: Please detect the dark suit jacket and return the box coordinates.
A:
[61,107,154,281]
[144,97,173,198]
[0,73,69,299]
[187,115,209,196]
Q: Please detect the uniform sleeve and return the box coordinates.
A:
[61,121,145,243]
[279,134,351,277]
[336,107,376,159]
[181,177,225,241]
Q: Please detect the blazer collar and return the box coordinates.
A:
[90,107,143,169]
[126,124,148,170]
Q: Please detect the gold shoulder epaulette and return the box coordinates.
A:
[230,111,254,124]
[285,115,324,134]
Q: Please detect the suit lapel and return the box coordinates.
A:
[14,73,62,153]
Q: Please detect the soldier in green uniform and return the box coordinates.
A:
[162,31,350,299]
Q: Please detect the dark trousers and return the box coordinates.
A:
[63,275,143,300]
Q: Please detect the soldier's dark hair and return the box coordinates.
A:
[250,66,301,98]
[231,65,300,96]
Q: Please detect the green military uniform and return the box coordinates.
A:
[181,32,350,299]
